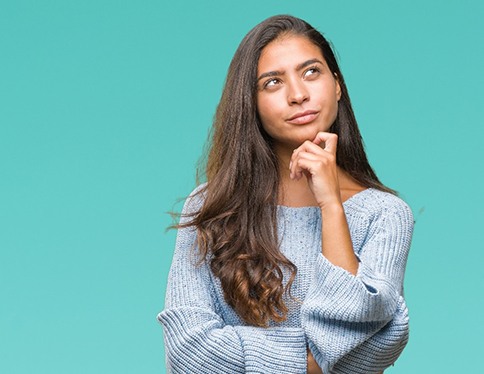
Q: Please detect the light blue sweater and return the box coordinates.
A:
[158,187,414,373]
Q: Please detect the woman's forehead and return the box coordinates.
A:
[258,35,327,73]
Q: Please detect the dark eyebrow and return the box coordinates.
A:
[296,58,324,71]
[257,59,324,82]
[257,70,283,82]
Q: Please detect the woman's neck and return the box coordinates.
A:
[275,145,316,207]
[275,145,366,207]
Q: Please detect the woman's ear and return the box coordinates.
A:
[334,73,342,101]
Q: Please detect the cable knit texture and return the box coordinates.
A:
[158,186,413,374]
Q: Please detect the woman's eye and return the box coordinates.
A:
[261,78,282,90]
[304,67,320,78]
[264,78,280,88]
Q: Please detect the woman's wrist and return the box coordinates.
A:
[319,199,344,215]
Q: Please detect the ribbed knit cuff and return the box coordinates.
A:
[158,308,246,373]
[306,254,399,322]
[236,326,307,374]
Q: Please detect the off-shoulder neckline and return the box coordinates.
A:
[277,188,375,210]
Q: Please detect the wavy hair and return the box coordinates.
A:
[180,15,394,327]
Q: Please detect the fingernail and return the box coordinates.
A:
[289,161,292,170]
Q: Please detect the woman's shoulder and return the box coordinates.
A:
[188,183,208,200]
[181,183,207,214]
[345,188,414,223]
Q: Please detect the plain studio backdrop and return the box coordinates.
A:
[1,1,482,373]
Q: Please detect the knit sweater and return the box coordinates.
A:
[158,186,414,374]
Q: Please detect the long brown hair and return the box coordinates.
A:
[180,15,394,327]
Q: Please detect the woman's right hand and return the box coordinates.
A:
[307,348,323,374]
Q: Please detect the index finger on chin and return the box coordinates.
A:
[312,132,338,154]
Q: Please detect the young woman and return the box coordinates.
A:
[158,15,413,374]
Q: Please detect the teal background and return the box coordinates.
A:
[1,0,482,372]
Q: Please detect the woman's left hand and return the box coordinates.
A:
[290,131,359,274]
[289,132,341,210]
[307,348,324,374]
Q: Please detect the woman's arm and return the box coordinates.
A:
[302,198,413,373]
[290,133,413,373]
[330,297,408,374]
[290,133,359,275]
[158,190,307,373]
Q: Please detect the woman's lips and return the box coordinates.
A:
[286,110,320,125]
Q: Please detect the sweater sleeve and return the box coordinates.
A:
[301,195,414,374]
[157,189,307,374]
[330,296,409,374]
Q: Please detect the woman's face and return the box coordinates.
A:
[256,34,341,151]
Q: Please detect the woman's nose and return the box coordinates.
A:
[287,80,309,105]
